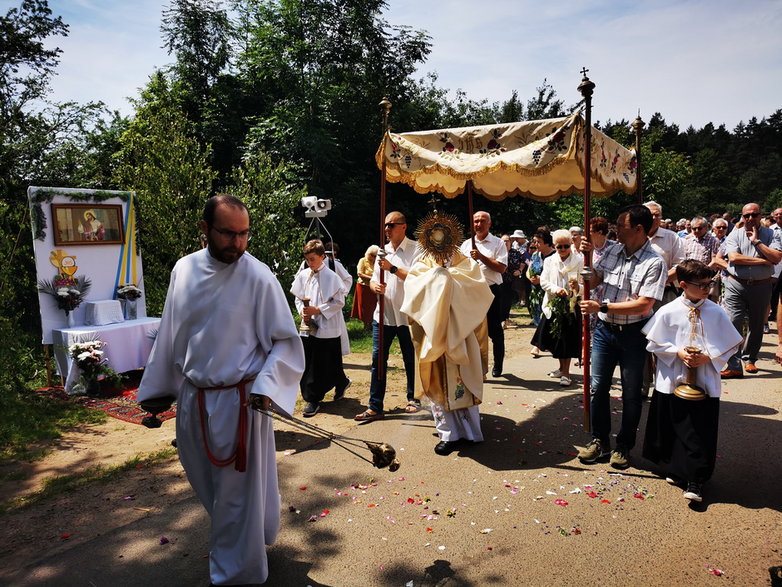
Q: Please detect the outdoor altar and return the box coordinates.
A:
[29,187,154,390]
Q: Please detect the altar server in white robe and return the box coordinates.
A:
[401,212,494,456]
[642,259,742,503]
[291,239,351,417]
[138,195,304,586]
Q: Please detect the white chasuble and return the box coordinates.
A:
[401,251,493,410]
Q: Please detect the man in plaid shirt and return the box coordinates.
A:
[683,216,719,263]
[578,205,667,469]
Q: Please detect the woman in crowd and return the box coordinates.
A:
[500,234,523,328]
[350,244,379,330]
[530,229,583,386]
[526,228,555,357]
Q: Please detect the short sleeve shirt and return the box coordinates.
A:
[683,232,719,263]
[593,240,667,324]
[724,225,782,280]
[648,227,685,270]
[460,233,508,286]
[372,236,422,326]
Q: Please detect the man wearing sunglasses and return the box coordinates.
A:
[683,217,719,264]
[721,202,782,378]
[355,211,421,422]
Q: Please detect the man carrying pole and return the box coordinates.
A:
[578,204,666,470]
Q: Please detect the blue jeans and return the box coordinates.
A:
[590,320,649,450]
[368,321,416,413]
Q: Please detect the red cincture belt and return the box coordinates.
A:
[197,378,255,473]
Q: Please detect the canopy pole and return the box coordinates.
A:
[632,114,645,204]
[377,97,392,381]
[467,181,475,248]
[578,69,596,433]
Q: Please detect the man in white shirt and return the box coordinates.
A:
[769,208,782,328]
[460,211,508,377]
[355,211,422,422]
[645,201,685,303]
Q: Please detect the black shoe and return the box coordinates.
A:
[491,366,502,377]
[683,482,703,502]
[434,439,463,455]
[302,402,319,417]
[334,378,351,400]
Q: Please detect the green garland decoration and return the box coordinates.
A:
[28,188,132,241]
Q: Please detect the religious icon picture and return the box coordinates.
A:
[51,203,125,245]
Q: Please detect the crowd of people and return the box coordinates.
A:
[137,194,782,585]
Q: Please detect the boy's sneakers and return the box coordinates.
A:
[609,446,630,469]
[578,439,609,463]
[683,482,703,502]
[302,402,319,417]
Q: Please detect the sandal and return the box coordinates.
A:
[354,409,384,423]
[404,401,421,413]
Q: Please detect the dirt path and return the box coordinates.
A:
[3,310,781,586]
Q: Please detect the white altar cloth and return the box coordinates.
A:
[52,318,160,383]
[85,300,124,326]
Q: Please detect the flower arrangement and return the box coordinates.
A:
[547,280,581,340]
[38,275,92,315]
[116,284,143,300]
[68,340,123,396]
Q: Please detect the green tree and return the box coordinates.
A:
[228,152,307,289]
[113,73,217,314]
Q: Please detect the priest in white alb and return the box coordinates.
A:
[137,195,304,586]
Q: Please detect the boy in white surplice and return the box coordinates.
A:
[642,259,742,503]
[291,239,350,417]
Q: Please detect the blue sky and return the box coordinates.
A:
[11,0,782,129]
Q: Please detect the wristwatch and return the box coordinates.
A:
[389,265,398,274]
[599,302,609,314]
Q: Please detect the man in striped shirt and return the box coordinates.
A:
[578,205,667,470]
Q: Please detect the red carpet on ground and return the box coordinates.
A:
[34,373,176,426]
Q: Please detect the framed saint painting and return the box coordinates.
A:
[52,204,125,245]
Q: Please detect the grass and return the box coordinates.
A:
[0,447,178,515]
[0,389,107,464]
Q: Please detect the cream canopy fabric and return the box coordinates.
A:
[376,114,637,202]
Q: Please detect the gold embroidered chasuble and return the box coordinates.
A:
[401,251,493,411]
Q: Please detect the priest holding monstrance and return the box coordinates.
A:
[401,211,494,455]
[138,194,305,585]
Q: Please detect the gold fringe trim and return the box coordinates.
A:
[375,114,636,201]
